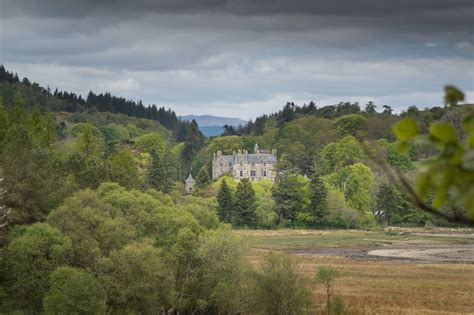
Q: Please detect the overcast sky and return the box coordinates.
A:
[1,0,473,119]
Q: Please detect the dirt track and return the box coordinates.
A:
[290,244,474,263]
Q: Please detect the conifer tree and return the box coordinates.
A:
[195,166,211,191]
[217,179,234,223]
[148,147,175,193]
[234,178,256,226]
[310,176,328,226]
[1,126,55,223]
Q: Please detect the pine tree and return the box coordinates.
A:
[310,176,328,226]
[148,147,175,193]
[195,166,211,191]
[234,178,256,226]
[217,179,234,223]
[1,126,53,223]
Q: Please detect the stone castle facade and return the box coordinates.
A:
[212,144,277,182]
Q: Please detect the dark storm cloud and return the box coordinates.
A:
[4,0,473,18]
[1,0,473,118]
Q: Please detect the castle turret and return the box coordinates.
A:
[185,174,195,194]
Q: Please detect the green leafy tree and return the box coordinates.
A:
[196,227,252,314]
[318,136,365,174]
[148,146,175,193]
[195,166,211,191]
[0,97,9,147]
[66,151,109,189]
[74,123,104,158]
[272,173,311,225]
[334,114,366,136]
[4,223,72,312]
[25,106,56,147]
[43,267,105,314]
[365,101,377,114]
[253,252,312,315]
[134,132,165,153]
[99,240,171,313]
[234,178,257,226]
[47,189,136,268]
[323,163,375,217]
[315,266,341,315]
[375,183,401,225]
[208,136,243,155]
[109,147,141,188]
[217,179,235,223]
[1,126,67,223]
[325,187,360,228]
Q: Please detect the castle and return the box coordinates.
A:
[212,144,277,182]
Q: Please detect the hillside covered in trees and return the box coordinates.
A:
[0,66,472,313]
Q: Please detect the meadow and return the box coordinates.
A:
[239,228,474,314]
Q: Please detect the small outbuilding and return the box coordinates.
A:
[185,174,195,194]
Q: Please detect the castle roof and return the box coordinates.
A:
[218,152,277,164]
[186,174,195,182]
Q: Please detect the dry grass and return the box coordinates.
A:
[243,229,474,314]
[249,252,474,314]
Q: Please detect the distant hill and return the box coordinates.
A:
[180,115,248,136]
[199,126,225,137]
[180,115,247,127]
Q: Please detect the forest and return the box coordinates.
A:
[0,66,472,314]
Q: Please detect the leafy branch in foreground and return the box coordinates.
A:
[366,86,474,225]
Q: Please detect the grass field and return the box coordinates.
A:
[238,228,474,314]
[236,228,473,249]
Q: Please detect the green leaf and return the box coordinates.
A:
[394,141,410,154]
[429,123,458,144]
[469,135,474,149]
[415,173,431,198]
[461,150,474,171]
[432,166,454,188]
[392,118,419,141]
[463,115,474,136]
[432,189,446,209]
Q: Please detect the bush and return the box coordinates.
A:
[253,252,313,314]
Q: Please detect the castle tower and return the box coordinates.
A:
[185,174,195,194]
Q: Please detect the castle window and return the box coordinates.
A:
[251,162,255,166]
[220,163,223,167]
[263,162,267,167]
[240,163,243,167]
[250,170,256,177]
[263,170,267,177]
[240,170,243,177]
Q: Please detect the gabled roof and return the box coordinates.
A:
[218,153,277,164]
[186,174,194,181]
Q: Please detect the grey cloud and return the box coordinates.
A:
[0,0,472,118]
